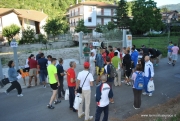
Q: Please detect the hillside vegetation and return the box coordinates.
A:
[160,3,180,12]
[0,0,116,19]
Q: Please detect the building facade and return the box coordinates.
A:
[67,1,117,35]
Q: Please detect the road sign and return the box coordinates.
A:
[10,41,18,47]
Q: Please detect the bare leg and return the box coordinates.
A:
[28,76,33,86]
[49,90,58,105]
[34,76,37,86]
[23,78,26,86]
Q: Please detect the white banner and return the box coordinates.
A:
[92,42,100,47]
[126,35,132,48]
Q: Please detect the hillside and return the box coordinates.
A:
[159,3,180,12]
[0,0,116,19]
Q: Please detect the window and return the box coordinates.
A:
[88,17,92,22]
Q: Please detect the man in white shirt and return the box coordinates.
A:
[89,52,96,76]
[76,62,94,121]
[90,46,96,57]
[142,56,154,97]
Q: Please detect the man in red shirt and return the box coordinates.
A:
[108,48,114,62]
[102,48,107,66]
[28,54,38,88]
[66,61,76,112]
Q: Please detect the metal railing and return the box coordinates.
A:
[69,11,83,17]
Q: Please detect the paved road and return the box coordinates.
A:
[0,57,180,121]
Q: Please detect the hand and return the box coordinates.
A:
[58,83,60,87]
[150,78,153,81]
[75,90,77,95]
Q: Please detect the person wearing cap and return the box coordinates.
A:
[76,62,94,121]
[83,43,90,62]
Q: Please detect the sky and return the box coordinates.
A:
[127,0,180,7]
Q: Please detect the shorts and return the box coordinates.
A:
[96,66,104,76]
[40,69,47,81]
[172,54,178,61]
[157,54,162,60]
[125,70,132,78]
[29,68,37,76]
[50,82,58,90]
[167,52,172,58]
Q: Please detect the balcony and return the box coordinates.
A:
[97,12,116,17]
[70,23,78,27]
[69,11,83,18]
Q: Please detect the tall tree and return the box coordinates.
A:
[131,0,163,35]
[114,0,131,29]
[2,24,20,45]
[75,20,90,33]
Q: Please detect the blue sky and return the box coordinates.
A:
[127,0,180,7]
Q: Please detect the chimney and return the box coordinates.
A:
[76,0,78,4]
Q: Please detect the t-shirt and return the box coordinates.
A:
[83,47,90,57]
[91,49,96,57]
[172,46,179,55]
[167,44,174,52]
[37,58,48,70]
[102,52,107,64]
[67,68,76,87]
[47,64,57,84]
[77,70,94,90]
[115,50,120,58]
[90,56,95,67]
[108,52,114,62]
[28,59,37,69]
[111,56,121,69]
[56,64,64,81]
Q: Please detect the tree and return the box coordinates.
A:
[131,0,164,35]
[106,21,116,30]
[2,24,20,45]
[114,0,131,29]
[95,24,103,33]
[43,18,68,41]
[160,7,169,13]
[21,26,36,44]
[75,19,90,33]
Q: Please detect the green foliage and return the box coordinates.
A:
[21,26,36,44]
[160,7,170,13]
[2,24,20,43]
[131,0,164,35]
[95,24,103,33]
[75,20,90,33]
[114,0,131,29]
[43,18,68,41]
[160,3,180,12]
[171,26,180,32]
[95,22,116,33]
[106,21,116,30]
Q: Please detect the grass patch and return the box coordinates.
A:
[132,36,180,57]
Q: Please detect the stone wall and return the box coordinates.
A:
[0,40,75,53]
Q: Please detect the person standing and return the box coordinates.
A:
[171,44,179,66]
[142,56,154,97]
[37,53,48,88]
[28,54,38,88]
[102,48,107,66]
[89,52,96,76]
[154,49,162,66]
[131,47,139,70]
[83,43,90,62]
[95,75,113,121]
[123,50,132,86]
[47,58,61,109]
[95,48,104,85]
[131,64,144,109]
[5,61,23,97]
[113,47,120,58]
[90,46,96,57]
[112,52,122,86]
[56,58,65,99]
[167,41,174,64]
[67,61,77,112]
[76,62,94,121]
[47,55,52,66]
[108,48,114,62]
[36,51,42,85]
[148,48,157,64]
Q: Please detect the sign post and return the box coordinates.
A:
[10,39,19,70]
[79,32,83,64]
[123,29,127,47]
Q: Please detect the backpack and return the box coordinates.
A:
[134,72,144,90]
[109,64,117,78]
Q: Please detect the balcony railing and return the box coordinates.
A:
[69,11,83,17]
[70,23,78,27]
[97,12,114,16]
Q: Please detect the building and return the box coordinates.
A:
[0,8,48,35]
[161,10,179,23]
[67,1,117,36]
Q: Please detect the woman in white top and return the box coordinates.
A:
[89,52,96,76]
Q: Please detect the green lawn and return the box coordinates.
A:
[132,36,180,57]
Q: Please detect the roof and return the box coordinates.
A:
[68,1,117,10]
[161,10,179,14]
[0,8,48,22]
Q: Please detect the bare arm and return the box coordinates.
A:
[70,78,75,83]
[75,80,80,90]
[90,81,93,86]
[54,73,60,86]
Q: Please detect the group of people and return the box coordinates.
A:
[4,40,179,121]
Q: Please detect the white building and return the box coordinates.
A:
[67,1,117,36]
[0,8,48,35]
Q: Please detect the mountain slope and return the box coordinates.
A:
[159,3,180,12]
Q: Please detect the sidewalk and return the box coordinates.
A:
[0,58,84,92]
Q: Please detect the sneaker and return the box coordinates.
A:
[78,112,85,118]
[43,85,46,88]
[27,85,31,88]
[168,62,171,64]
[85,116,93,121]
[47,104,55,109]
[54,100,61,104]
[172,63,175,66]
[17,94,23,97]
[142,92,147,95]
[133,105,139,110]
[149,93,153,97]
[4,91,9,95]
[128,82,131,86]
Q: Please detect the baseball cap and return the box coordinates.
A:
[84,62,90,68]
